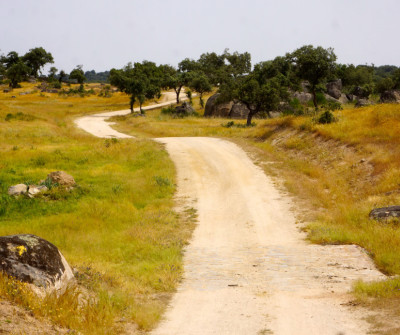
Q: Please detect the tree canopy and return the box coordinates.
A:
[288,45,337,107]
[22,47,54,78]
[110,61,162,113]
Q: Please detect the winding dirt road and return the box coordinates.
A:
[76,93,385,335]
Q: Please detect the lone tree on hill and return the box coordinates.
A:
[69,66,86,84]
[109,61,162,113]
[288,45,337,108]
[6,60,30,88]
[22,47,54,78]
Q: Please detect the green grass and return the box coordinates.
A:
[0,83,194,333]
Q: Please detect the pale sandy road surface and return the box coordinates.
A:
[75,95,386,335]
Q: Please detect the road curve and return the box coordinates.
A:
[75,98,385,335]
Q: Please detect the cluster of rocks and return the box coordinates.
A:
[7,171,76,198]
[204,79,400,119]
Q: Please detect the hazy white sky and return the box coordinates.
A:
[1,0,399,73]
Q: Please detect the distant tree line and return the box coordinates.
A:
[1,46,400,123]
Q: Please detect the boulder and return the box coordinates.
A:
[27,185,48,198]
[204,93,233,118]
[8,184,28,196]
[293,92,313,104]
[0,234,74,290]
[380,90,400,103]
[355,99,372,108]
[369,206,400,220]
[326,79,342,99]
[174,101,196,116]
[229,102,250,119]
[338,93,349,104]
[47,171,75,187]
[346,94,355,101]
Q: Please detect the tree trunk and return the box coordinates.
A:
[139,102,143,114]
[246,110,255,126]
[130,96,135,113]
[312,86,317,108]
[176,86,182,104]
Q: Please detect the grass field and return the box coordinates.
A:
[1,81,400,333]
[0,83,195,334]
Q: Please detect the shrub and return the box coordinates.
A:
[318,110,336,124]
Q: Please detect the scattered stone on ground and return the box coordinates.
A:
[8,184,28,196]
[47,171,76,187]
[0,234,74,290]
[27,185,48,198]
[369,206,400,220]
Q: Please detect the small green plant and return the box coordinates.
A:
[5,112,36,121]
[154,176,171,187]
[221,121,256,128]
[161,106,176,115]
[318,110,336,124]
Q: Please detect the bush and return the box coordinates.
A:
[221,121,256,128]
[318,110,336,124]
[161,106,175,115]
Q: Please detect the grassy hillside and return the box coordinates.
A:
[0,83,195,334]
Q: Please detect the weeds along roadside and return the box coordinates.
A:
[0,84,196,334]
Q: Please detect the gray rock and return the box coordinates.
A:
[204,93,233,118]
[338,93,349,104]
[355,99,372,108]
[174,101,196,116]
[326,79,342,99]
[0,234,74,289]
[27,185,48,198]
[47,171,76,187]
[229,102,250,119]
[293,92,313,104]
[380,90,400,103]
[346,94,355,101]
[8,184,28,196]
[324,94,341,103]
[369,206,400,220]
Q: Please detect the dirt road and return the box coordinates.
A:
[76,97,385,334]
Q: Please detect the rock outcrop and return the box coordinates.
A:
[380,90,400,103]
[8,184,28,196]
[355,99,372,108]
[204,94,233,118]
[204,94,250,119]
[229,102,250,119]
[326,79,342,99]
[293,92,313,104]
[369,206,400,220]
[0,234,74,290]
